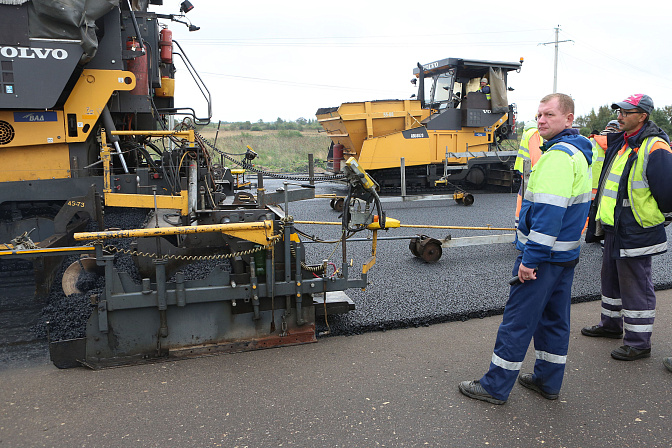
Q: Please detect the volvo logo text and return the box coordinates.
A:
[0,46,68,60]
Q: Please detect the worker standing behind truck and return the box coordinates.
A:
[458,93,593,404]
[514,120,543,228]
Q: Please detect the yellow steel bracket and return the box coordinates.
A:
[361,218,400,273]
[493,113,509,130]
[75,220,276,247]
[100,130,193,215]
[104,191,189,216]
[101,132,111,193]
[366,217,400,230]
[0,245,95,257]
[362,229,377,275]
[64,69,136,143]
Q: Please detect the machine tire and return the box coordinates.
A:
[420,239,442,263]
[333,197,344,212]
[465,166,487,189]
[463,193,474,206]
[409,235,442,263]
[409,237,421,257]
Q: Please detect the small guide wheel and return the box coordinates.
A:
[333,197,345,212]
[409,235,443,263]
[462,193,474,206]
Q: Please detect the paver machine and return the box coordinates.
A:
[0,0,388,368]
[317,57,523,197]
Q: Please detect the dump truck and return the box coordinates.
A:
[317,57,523,192]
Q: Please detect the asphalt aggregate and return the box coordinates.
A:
[284,180,672,337]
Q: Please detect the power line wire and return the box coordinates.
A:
[560,29,671,81]
[200,72,394,93]
[177,28,549,43]
[184,40,541,48]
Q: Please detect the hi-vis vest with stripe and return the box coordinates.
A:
[516,142,592,265]
[590,135,607,193]
[514,128,542,173]
[597,136,666,228]
[479,84,491,100]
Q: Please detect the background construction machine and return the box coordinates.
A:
[0,0,382,369]
[317,57,523,193]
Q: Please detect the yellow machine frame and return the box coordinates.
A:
[0,69,136,183]
[317,99,508,172]
[100,130,196,215]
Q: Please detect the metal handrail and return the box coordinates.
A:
[170,39,212,125]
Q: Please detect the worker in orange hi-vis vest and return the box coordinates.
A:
[589,120,620,199]
[514,119,543,228]
[582,120,621,236]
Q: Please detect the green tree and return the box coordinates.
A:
[576,104,672,138]
[575,105,613,136]
[650,109,672,137]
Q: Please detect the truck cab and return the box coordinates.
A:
[413,57,522,140]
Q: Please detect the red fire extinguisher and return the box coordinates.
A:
[159,28,173,64]
[126,38,148,95]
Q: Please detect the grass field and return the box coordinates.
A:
[198,128,332,173]
[196,127,522,173]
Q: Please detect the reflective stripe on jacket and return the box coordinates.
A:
[586,120,672,258]
[597,136,666,228]
[516,138,593,267]
[478,84,491,100]
[590,135,607,196]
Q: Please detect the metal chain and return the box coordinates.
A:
[100,242,272,261]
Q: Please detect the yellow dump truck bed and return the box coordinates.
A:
[316,99,430,160]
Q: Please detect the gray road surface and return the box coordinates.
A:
[2,290,671,447]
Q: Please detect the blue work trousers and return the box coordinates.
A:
[479,256,575,401]
[599,231,656,349]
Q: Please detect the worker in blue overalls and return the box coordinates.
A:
[458,93,593,404]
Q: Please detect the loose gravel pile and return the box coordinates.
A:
[32,208,233,341]
[33,208,148,341]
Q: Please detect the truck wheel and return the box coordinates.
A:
[465,166,487,189]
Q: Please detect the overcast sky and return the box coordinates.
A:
[154,0,672,125]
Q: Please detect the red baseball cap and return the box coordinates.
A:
[611,94,654,114]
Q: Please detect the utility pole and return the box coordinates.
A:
[539,25,573,93]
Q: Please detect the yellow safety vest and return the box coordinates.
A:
[597,136,666,228]
[514,128,542,173]
[479,84,491,100]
